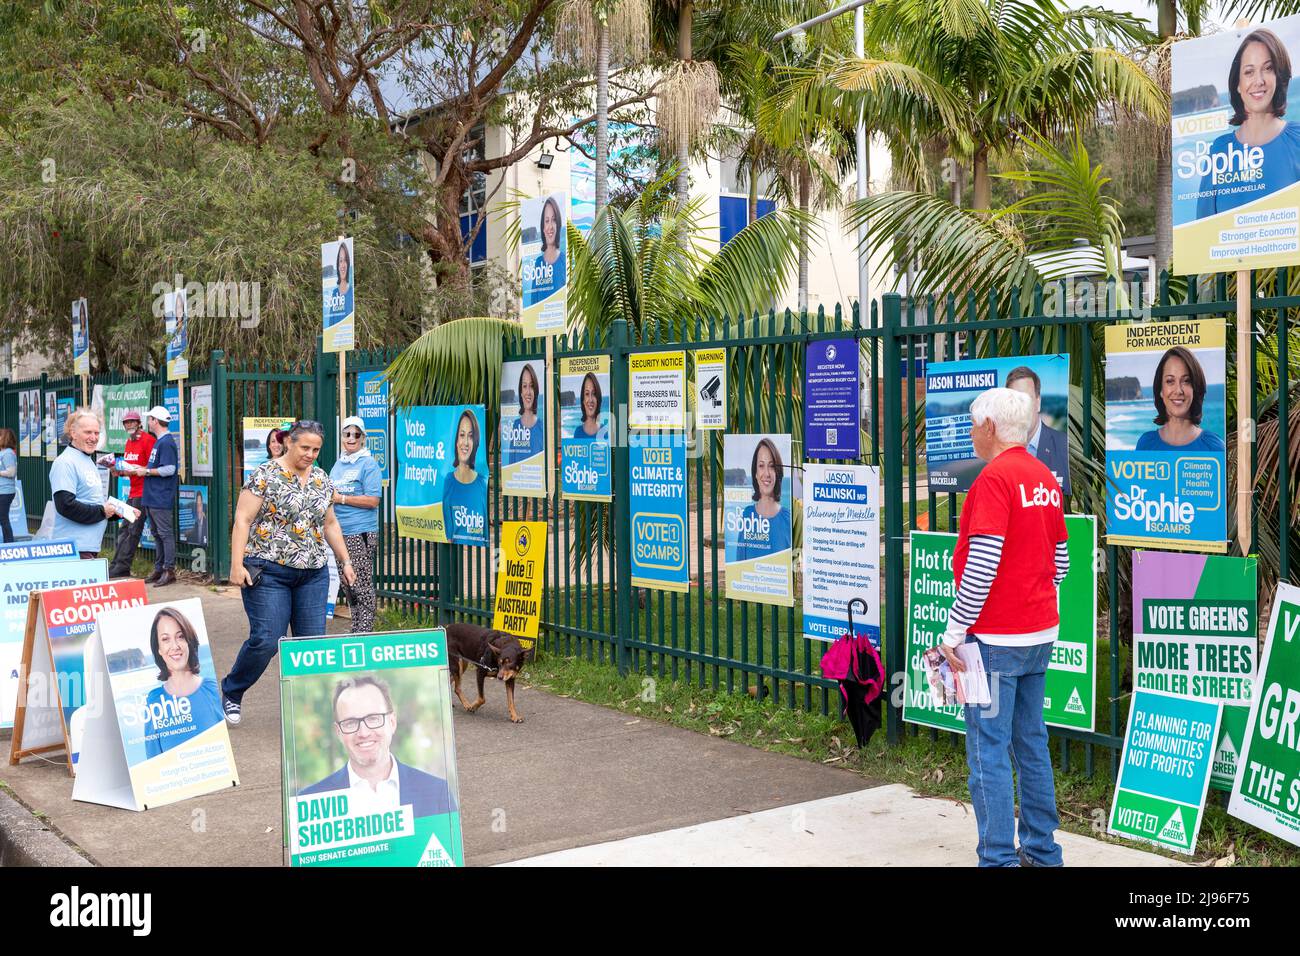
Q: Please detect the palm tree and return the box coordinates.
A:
[653,0,720,209]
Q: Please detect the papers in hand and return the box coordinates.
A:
[922,644,992,707]
[107,497,140,524]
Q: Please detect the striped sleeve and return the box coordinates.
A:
[1053,539,1070,587]
[941,535,1004,648]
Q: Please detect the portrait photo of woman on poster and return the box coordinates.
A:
[733,437,792,562]
[144,607,223,758]
[441,409,488,545]
[1136,346,1227,453]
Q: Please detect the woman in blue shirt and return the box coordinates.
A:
[49,408,114,558]
[734,437,792,561]
[0,428,17,542]
[1197,29,1300,217]
[325,241,354,330]
[571,372,608,442]
[524,197,566,306]
[143,607,223,758]
[442,410,488,546]
[330,416,383,633]
[1136,346,1226,453]
[504,363,545,465]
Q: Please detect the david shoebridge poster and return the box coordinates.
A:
[1105,319,1227,552]
[395,405,489,546]
[1172,16,1300,275]
[280,629,462,867]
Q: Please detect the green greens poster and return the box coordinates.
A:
[1132,551,1257,791]
[279,629,462,867]
[1228,582,1300,846]
[902,516,1096,733]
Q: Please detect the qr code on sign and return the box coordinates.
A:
[826,428,837,446]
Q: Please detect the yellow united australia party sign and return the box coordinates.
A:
[493,522,546,647]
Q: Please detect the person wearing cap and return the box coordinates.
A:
[140,405,180,587]
[108,409,156,578]
[330,416,382,632]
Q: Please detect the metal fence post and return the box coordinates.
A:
[610,317,633,676]
[313,335,338,466]
[210,350,230,581]
[882,293,906,744]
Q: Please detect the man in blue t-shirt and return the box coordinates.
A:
[140,405,180,587]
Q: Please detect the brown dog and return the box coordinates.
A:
[445,621,530,723]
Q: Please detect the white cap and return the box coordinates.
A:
[341,416,366,434]
[146,405,172,423]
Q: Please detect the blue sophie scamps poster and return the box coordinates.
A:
[395,406,489,547]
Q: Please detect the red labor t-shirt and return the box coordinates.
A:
[122,432,156,499]
[953,446,1067,635]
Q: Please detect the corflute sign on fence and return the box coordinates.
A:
[694,348,727,431]
[499,359,546,498]
[357,371,390,485]
[802,464,880,645]
[723,434,794,608]
[395,406,488,546]
[559,355,611,502]
[493,522,546,648]
[630,432,688,594]
[1104,319,1228,552]
[1133,550,1258,791]
[804,339,860,459]
[519,192,568,338]
[629,351,686,430]
[1228,582,1300,846]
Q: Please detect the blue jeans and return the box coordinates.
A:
[221,558,329,705]
[962,638,1062,868]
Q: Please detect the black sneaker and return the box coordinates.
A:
[222,694,242,726]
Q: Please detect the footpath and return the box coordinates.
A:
[1,581,1178,867]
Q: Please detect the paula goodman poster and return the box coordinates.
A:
[395,406,488,546]
[630,431,688,594]
[72,598,239,811]
[280,629,462,867]
[902,517,1097,733]
[724,434,794,608]
[1105,319,1227,552]
[1109,689,1221,855]
[357,371,390,485]
[801,464,880,645]
[559,355,611,502]
[322,237,355,353]
[1228,582,1300,846]
[804,339,860,460]
[925,353,1071,495]
[519,192,568,337]
[500,358,546,498]
[1133,550,1258,791]
[1172,16,1300,275]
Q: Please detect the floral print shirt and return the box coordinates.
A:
[243,461,335,569]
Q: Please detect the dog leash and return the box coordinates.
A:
[452,651,499,676]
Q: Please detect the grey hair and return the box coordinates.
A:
[64,406,103,440]
[970,388,1034,445]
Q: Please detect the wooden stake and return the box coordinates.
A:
[178,378,187,481]
[1236,268,1252,557]
[338,234,349,431]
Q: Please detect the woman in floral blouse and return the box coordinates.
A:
[219,420,357,726]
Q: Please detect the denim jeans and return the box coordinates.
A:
[962,638,1062,868]
[221,558,329,705]
[0,492,13,543]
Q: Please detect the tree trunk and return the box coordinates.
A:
[595,17,610,215]
[798,162,810,314]
[972,145,991,215]
[1154,0,1176,277]
[748,152,759,224]
[675,0,693,209]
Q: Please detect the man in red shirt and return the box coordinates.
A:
[939,387,1069,867]
[108,410,156,578]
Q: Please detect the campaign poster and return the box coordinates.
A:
[0,541,76,562]
[180,485,209,549]
[9,481,28,541]
[559,355,611,502]
[724,434,794,608]
[500,359,546,498]
[1228,582,1300,845]
[1105,319,1227,552]
[805,339,860,459]
[1133,550,1258,791]
[630,432,688,594]
[493,521,547,649]
[242,417,294,477]
[1172,17,1300,275]
[629,350,686,430]
[103,381,153,452]
[322,237,356,353]
[924,354,1071,495]
[166,288,189,380]
[190,383,214,477]
[72,298,90,376]
[73,598,239,811]
[395,405,488,546]
[27,390,41,459]
[357,371,390,485]
[57,398,75,452]
[1109,689,1221,855]
[45,391,58,461]
[1,557,107,730]
[18,390,29,457]
[902,517,1097,733]
[519,192,568,337]
[280,629,462,867]
[802,464,880,645]
[694,347,727,431]
[118,477,155,551]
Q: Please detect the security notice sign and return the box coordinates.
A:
[1109,689,1220,855]
[629,350,686,429]
[1133,550,1258,791]
[1228,582,1300,845]
[903,517,1097,733]
[492,521,546,649]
